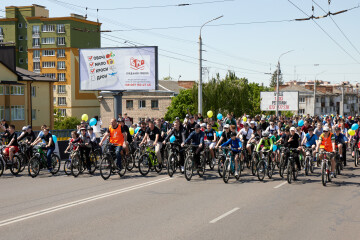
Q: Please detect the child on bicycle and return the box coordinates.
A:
[219,132,242,177]
[64,131,79,154]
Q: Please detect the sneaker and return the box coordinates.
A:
[48,168,53,173]
[330,172,334,178]
[181,166,184,172]
[212,158,216,165]
[235,171,239,177]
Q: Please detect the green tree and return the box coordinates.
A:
[164,89,196,121]
[54,108,81,130]
[269,69,283,89]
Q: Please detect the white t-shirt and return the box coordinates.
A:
[239,128,253,140]
[265,126,279,136]
[93,119,102,133]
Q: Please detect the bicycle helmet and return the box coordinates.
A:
[323,126,330,132]
[22,126,27,131]
[262,131,269,137]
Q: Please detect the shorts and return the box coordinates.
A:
[4,146,19,156]
[205,141,216,149]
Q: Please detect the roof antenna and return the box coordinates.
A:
[97,9,99,23]
[85,7,87,19]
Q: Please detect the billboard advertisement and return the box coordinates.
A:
[260,91,299,111]
[79,47,158,91]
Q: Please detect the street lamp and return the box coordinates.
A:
[276,50,294,117]
[198,15,223,115]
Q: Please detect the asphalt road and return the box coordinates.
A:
[1,155,360,240]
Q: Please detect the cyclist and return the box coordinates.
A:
[17,125,36,144]
[2,125,19,163]
[279,127,301,170]
[73,127,92,172]
[31,128,55,171]
[334,126,347,166]
[215,124,231,148]
[99,118,127,170]
[87,127,97,149]
[256,131,273,160]
[181,124,204,170]
[186,116,197,137]
[134,121,147,142]
[316,126,336,178]
[237,122,253,161]
[314,122,323,138]
[64,131,79,153]
[163,121,186,172]
[219,132,242,177]
[140,120,162,165]
[204,123,217,165]
[301,126,318,162]
[270,130,281,162]
[265,121,279,136]
[119,119,132,155]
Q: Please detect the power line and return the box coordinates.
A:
[287,0,360,64]
[312,0,360,57]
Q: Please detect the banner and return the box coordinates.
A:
[260,91,299,111]
[79,47,158,91]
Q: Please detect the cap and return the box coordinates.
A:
[27,125,32,129]
[230,132,237,137]
[200,123,206,128]
[290,127,296,131]
[243,122,249,126]
[250,121,255,124]
[323,126,330,132]
[80,127,87,131]
[185,114,189,118]
[224,124,230,129]
[22,126,27,131]
[195,124,201,129]
[88,126,93,130]
[261,117,266,120]
[175,117,180,120]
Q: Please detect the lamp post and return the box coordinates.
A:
[198,15,223,114]
[276,50,294,117]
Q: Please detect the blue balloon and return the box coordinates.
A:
[298,120,304,127]
[217,131,223,137]
[89,118,97,127]
[273,145,277,151]
[170,135,176,143]
[339,115,343,119]
[135,127,140,134]
[217,113,223,120]
[52,135,57,144]
[352,123,359,131]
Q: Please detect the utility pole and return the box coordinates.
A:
[313,80,316,117]
[341,82,345,116]
[198,15,223,115]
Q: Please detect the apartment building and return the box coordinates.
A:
[0,4,101,118]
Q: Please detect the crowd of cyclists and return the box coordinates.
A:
[1,112,359,186]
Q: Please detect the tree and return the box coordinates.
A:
[269,70,283,89]
[54,108,81,130]
[164,89,196,121]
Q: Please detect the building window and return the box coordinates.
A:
[11,86,24,95]
[316,97,319,103]
[42,50,55,56]
[126,100,133,109]
[57,37,65,45]
[57,61,66,69]
[299,97,305,103]
[4,86,10,95]
[33,38,40,47]
[57,49,65,58]
[32,109,36,120]
[53,97,56,104]
[58,97,66,106]
[0,27,3,35]
[0,85,3,95]
[58,73,66,81]
[42,61,55,68]
[0,106,4,120]
[139,100,146,109]
[41,37,55,44]
[58,85,66,94]
[19,58,24,64]
[59,109,66,117]
[33,62,41,72]
[57,24,65,33]
[42,24,55,32]
[31,86,36,97]
[19,35,23,40]
[151,100,159,109]
[53,85,56,91]
[44,73,56,79]
[32,25,40,35]
[299,109,305,114]
[11,106,25,120]
[18,23,22,28]
[19,46,23,52]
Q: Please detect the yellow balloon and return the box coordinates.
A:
[129,127,134,136]
[352,117,355,120]
[349,129,355,136]
[81,114,89,122]
[207,110,213,118]
[243,117,247,122]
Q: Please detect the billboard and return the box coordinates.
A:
[260,91,299,111]
[79,47,158,91]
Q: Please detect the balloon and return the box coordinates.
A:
[273,145,277,151]
[207,110,213,118]
[217,131,223,137]
[134,127,140,134]
[352,117,355,120]
[89,118,97,126]
[217,113,223,120]
[129,127,134,135]
[349,129,355,136]
[81,114,89,122]
[352,123,359,131]
[170,135,176,143]
[298,120,304,127]
[243,117,247,122]
[52,135,57,143]
[339,115,343,119]
[331,114,334,117]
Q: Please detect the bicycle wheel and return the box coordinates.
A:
[88,152,97,175]
[51,154,61,175]
[184,156,194,181]
[134,149,140,168]
[18,153,26,173]
[71,155,81,177]
[218,156,225,177]
[223,158,231,183]
[139,154,150,176]
[251,153,257,176]
[99,157,112,180]
[10,155,21,176]
[28,156,40,178]
[321,161,327,186]
[310,159,314,173]
[305,156,310,176]
[208,155,215,170]
[167,153,176,177]
[63,159,71,175]
[293,162,298,180]
[0,159,4,177]
[125,154,135,172]
[257,161,265,181]
[197,155,205,178]
[267,160,274,179]
[355,149,358,167]
[287,162,292,184]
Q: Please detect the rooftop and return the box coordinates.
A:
[16,67,58,82]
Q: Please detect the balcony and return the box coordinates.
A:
[33,69,40,73]
[0,34,3,40]
[32,32,40,38]
[33,58,40,62]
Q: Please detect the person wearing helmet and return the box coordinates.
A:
[334,126,347,166]
[265,121,279,137]
[17,126,36,144]
[215,124,231,148]
[237,122,253,161]
[256,132,273,159]
[316,125,336,178]
[219,131,242,177]
[301,126,318,162]
[249,121,256,131]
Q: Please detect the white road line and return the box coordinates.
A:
[274,181,287,189]
[210,208,240,224]
[0,177,173,228]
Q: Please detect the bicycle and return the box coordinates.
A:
[69,143,97,177]
[256,149,273,181]
[319,149,333,186]
[334,147,343,177]
[0,145,22,176]
[304,147,315,176]
[354,143,359,167]
[217,148,228,177]
[222,147,241,183]
[278,147,288,178]
[18,142,32,173]
[204,141,215,170]
[286,148,300,184]
[28,144,60,178]
[184,145,205,181]
[167,142,182,177]
[99,143,127,180]
[138,143,162,176]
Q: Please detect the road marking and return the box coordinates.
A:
[274,181,287,189]
[210,207,240,224]
[0,176,173,228]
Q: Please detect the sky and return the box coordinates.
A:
[2,0,360,85]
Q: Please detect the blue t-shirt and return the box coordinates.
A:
[221,138,242,152]
[305,133,318,147]
[334,133,347,144]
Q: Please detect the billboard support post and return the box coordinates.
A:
[113,91,123,119]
